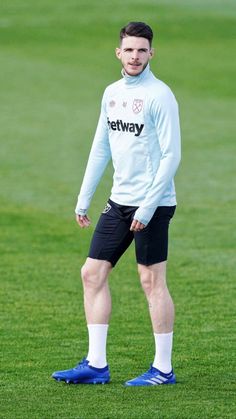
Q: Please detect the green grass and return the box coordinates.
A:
[1,0,236,418]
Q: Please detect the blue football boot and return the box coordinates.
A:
[52,358,110,384]
[125,365,176,386]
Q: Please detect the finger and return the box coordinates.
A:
[130,219,138,231]
[134,221,142,231]
[76,215,84,227]
[79,218,90,228]
[81,216,91,227]
[83,215,91,225]
[130,220,145,232]
[76,215,91,228]
[130,219,143,231]
[138,222,145,230]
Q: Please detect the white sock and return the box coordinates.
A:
[153,332,173,373]
[86,324,109,368]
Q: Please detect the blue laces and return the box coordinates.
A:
[74,358,89,370]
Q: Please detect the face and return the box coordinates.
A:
[116,36,154,76]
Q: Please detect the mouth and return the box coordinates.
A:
[128,63,141,68]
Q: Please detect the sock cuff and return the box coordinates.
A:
[154,331,173,338]
[87,324,109,328]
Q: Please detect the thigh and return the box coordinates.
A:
[88,201,134,267]
[134,206,176,266]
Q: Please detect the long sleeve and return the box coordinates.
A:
[75,93,111,215]
[134,91,181,225]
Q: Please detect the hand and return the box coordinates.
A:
[76,214,91,228]
[130,219,146,232]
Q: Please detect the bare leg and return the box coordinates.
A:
[80,258,112,368]
[138,261,174,333]
[138,261,174,373]
[81,257,112,324]
[51,258,112,378]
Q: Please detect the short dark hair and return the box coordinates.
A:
[119,22,153,47]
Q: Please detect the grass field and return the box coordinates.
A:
[1,0,236,418]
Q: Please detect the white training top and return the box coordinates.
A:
[75,64,181,226]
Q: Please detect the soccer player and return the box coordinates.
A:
[52,21,181,386]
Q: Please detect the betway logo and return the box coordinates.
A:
[107,117,144,137]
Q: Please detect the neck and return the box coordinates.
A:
[122,63,150,86]
[122,63,150,78]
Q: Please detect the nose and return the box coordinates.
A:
[131,49,139,61]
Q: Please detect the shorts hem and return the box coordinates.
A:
[88,254,116,268]
[136,257,168,266]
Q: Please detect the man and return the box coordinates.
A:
[52,21,181,386]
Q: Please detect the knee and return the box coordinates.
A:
[138,264,166,297]
[138,266,153,296]
[81,260,110,291]
[81,264,90,284]
[81,264,96,290]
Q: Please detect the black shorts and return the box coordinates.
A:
[88,199,176,267]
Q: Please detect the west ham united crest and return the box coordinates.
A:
[132,99,143,114]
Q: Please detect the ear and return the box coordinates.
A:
[149,48,154,59]
[115,47,121,60]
